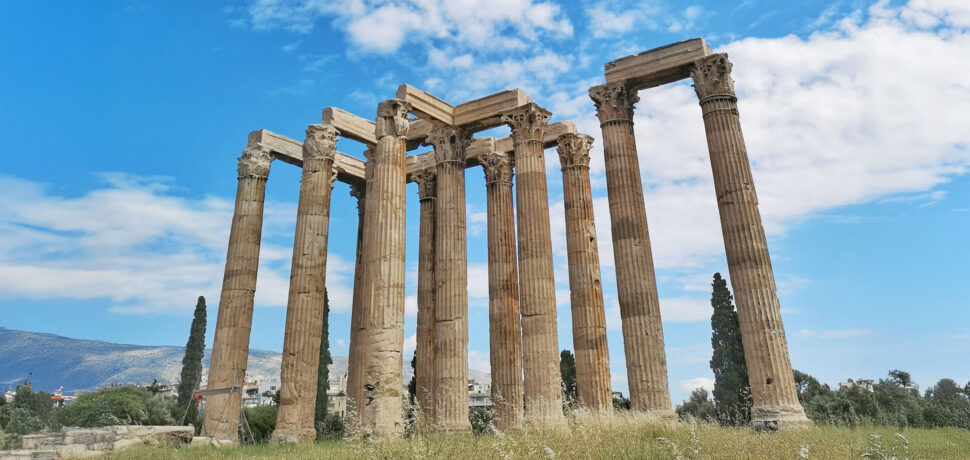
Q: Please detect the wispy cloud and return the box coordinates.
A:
[0,174,356,316]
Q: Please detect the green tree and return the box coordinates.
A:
[888,369,913,388]
[407,353,417,403]
[241,405,277,443]
[708,273,752,425]
[4,408,43,435]
[177,296,207,425]
[314,289,333,438]
[560,350,577,403]
[675,388,716,421]
[53,386,174,428]
[12,385,53,427]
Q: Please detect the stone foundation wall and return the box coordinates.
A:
[2,425,192,459]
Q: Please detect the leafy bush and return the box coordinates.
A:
[240,405,277,443]
[676,388,716,422]
[316,413,344,440]
[12,386,53,426]
[53,386,175,428]
[469,406,493,435]
[4,407,44,435]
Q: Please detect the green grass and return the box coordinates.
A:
[106,411,970,459]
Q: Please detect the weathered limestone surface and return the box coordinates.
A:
[273,125,339,443]
[428,124,473,432]
[413,168,437,425]
[246,129,364,186]
[345,169,373,436]
[605,38,712,89]
[357,99,410,438]
[480,152,524,430]
[589,83,673,416]
[502,103,565,426]
[202,144,272,441]
[8,426,193,459]
[345,159,369,432]
[556,133,613,411]
[691,54,810,429]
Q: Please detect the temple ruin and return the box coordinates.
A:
[200,38,809,443]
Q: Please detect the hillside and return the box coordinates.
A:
[0,327,491,394]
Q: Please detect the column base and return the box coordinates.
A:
[269,428,316,444]
[751,405,813,431]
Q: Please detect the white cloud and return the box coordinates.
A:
[403,333,417,356]
[0,174,357,316]
[679,377,715,393]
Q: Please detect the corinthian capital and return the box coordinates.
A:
[479,152,514,184]
[589,82,638,123]
[237,144,272,179]
[412,167,437,200]
[375,99,412,139]
[691,53,735,100]
[302,124,339,162]
[501,103,551,143]
[556,133,593,169]
[426,124,471,164]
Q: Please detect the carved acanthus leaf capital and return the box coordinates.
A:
[479,152,514,184]
[556,133,593,169]
[589,82,638,123]
[375,99,412,139]
[691,53,735,100]
[237,144,272,179]
[349,182,365,200]
[412,168,437,200]
[302,124,339,162]
[501,103,551,143]
[426,124,471,164]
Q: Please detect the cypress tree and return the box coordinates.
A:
[177,296,206,424]
[560,349,577,402]
[709,273,752,425]
[314,288,333,435]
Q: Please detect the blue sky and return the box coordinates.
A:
[1,0,968,404]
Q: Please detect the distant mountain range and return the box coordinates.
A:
[0,327,488,394]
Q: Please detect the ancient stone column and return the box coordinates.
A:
[691,54,810,429]
[345,170,367,432]
[202,143,272,441]
[479,152,524,430]
[357,100,410,438]
[588,83,672,416]
[556,133,613,411]
[502,103,565,426]
[273,124,339,443]
[412,168,437,425]
[427,124,472,433]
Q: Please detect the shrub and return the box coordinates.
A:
[4,407,44,435]
[53,386,175,428]
[240,405,277,443]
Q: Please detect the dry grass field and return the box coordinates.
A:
[104,410,970,459]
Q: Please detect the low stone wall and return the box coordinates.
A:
[1,425,193,459]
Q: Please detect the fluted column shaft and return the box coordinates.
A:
[502,104,565,426]
[202,145,272,441]
[413,169,437,425]
[556,134,612,411]
[691,54,809,429]
[357,100,410,438]
[345,169,367,431]
[428,125,472,432]
[273,125,340,443]
[589,83,672,415]
[480,152,524,430]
